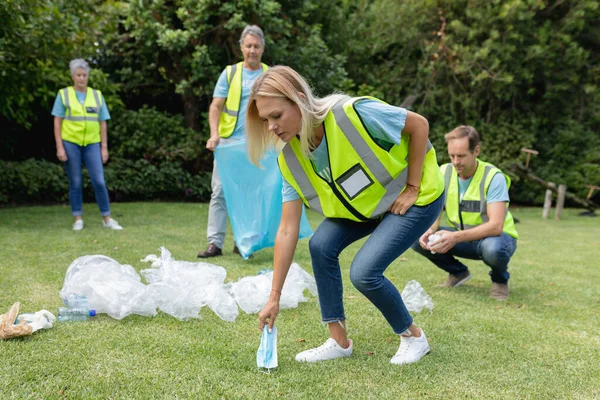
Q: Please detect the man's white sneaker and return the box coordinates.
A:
[295,338,353,363]
[390,330,430,365]
[72,220,84,231]
[103,218,123,230]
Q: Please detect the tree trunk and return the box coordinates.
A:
[182,92,199,131]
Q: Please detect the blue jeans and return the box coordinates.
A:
[308,194,444,335]
[63,141,111,217]
[411,226,517,284]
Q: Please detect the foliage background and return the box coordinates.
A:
[1,0,598,205]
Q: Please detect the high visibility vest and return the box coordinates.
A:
[58,86,102,146]
[442,160,519,238]
[278,96,444,222]
[218,62,269,138]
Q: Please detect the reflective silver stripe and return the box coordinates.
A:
[222,104,238,117]
[228,63,237,83]
[462,223,479,229]
[448,219,461,228]
[282,145,323,215]
[223,63,240,117]
[479,165,493,222]
[64,116,89,121]
[62,88,71,119]
[444,165,453,192]
[92,89,101,109]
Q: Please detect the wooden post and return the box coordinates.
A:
[542,183,554,219]
[585,185,600,200]
[520,148,539,169]
[555,184,566,220]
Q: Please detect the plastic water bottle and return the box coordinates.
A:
[58,307,96,322]
[62,293,88,308]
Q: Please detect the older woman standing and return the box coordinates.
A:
[51,59,122,231]
[248,66,445,365]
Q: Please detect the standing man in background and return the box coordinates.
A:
[411,125,518,300]
[198,25,268,258]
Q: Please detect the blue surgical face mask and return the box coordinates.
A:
[257,326,278,372]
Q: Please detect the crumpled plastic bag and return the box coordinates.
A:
[60,255,157,320]
[1,303,32,339]
[401,280,434,313]
[231,263,318,314]
[214,140,313,259]
[140,247,239,322]
[17,310,56,332]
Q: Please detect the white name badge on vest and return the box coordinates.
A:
[336,164,374,200]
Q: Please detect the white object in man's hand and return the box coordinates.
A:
[428,234,441,254]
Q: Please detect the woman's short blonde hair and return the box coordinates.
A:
[246,65,348,166]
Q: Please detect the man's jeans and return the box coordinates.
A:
[411,226,517,284]
[63,141,111,217]
[309,194,444,335]
[206,159,228,248]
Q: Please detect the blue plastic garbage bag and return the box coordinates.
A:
[214,139,313,259]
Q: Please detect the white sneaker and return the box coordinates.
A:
[103,218,123,230]
[390,330,431,365]
[72,220,84,231]
[295,338,353,363]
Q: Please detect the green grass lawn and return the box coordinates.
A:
[1,203,599,399]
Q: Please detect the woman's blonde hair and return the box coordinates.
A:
[246,65,349,166]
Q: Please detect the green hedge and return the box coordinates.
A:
[0,158,211,205]
[0,107,215,205]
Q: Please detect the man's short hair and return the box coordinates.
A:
[239,25,265,47]
[444,125,480,152]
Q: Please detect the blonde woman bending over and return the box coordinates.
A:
[247,66,444,365]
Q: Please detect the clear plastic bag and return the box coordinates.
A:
[231,263,318,314]
[214,140,313,259]
[140,247,239,322]
[401,280,434,313]
[60,255,157,320]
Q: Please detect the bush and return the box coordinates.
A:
[109,106,211,173]
[0,158,211,205]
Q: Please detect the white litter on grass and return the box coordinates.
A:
[401,280,434,313]
[60,247,317,322]
[231,263,318,314]
[140,247,238,322]
[60,255,157,320]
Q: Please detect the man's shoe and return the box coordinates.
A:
[295,338,353,363]
[390,330,431,365]
[233,243,253,259]
[436,270,472,287]
[490,282,509,300]
[197,243,222,258]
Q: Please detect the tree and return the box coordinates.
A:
[102,0,351,131]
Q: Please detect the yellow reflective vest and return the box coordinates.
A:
[441,160,519,238]
[218,62,269,138]
[58,87,103,146]
[278,97,444,221]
